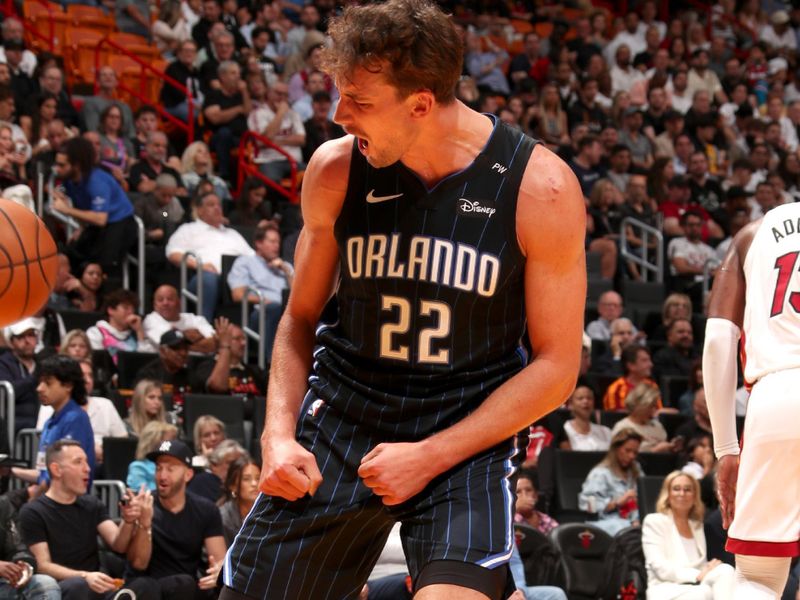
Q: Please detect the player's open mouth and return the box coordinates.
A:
[357,137,369,154]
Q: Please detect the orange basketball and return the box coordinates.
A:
[0,199,59,328]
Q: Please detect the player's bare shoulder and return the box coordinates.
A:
[301,135,354,227]
[726,218,762,269]
[516,142,585,257]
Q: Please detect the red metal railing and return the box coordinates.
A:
[1,0,56,53]
[236,130,299,203]
[94,37,195,143]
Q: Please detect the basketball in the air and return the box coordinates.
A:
[0,198,59,327]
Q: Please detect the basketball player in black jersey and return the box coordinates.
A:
[221,1,586,599]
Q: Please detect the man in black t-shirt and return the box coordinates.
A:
[203,61,250,180]
[193,319,266,419]
[18,440,157,600]
[137,330,198,413]
[127,131,186,197]
[144,440,226,600]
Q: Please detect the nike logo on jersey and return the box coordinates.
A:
[366,190,403,204]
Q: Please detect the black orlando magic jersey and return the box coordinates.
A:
[310,118,538,438]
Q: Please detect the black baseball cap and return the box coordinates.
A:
[160,329,189,348]
[146,439,193,467]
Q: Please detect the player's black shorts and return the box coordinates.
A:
[222,392,527,599]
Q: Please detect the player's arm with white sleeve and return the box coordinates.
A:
[360,144,587,505]
[256,136,351,501]
[702,219,758,529]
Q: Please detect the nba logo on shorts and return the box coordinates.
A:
[307,399,325,417]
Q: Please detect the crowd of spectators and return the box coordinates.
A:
[0,0,797,598]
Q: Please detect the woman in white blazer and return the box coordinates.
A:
[641,471,735,600]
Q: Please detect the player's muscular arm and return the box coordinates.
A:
[258,136,351,501]
[704,220,757,529]
[360,146,587,505]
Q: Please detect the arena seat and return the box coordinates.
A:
[182,393,247,449]
[599,410,627,430]
[637,452,678,477]
[65,4,114,35]
[91,479,126,521]
[657,411,690,440]
[552,449,605,522]
[58,308,103,332]
[549,523,613,600]
[64,26,106,85]
[116,350,157,390]
[514,523,566,588]
[102,436,138,482]
[659,375,689,409]
[637,475,665,518]
[22,1,67,53]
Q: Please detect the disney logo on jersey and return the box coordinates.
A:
[457,198,496,218]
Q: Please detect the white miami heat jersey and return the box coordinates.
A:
[742,202,800,385]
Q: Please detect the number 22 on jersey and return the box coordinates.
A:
[380,294,452,365]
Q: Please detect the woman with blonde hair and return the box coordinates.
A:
[60,329,91,361]
[126,421,179,491]
[651,293,693,342]
[642,471,735,599]
[126,379,168,436]
[537,83,570,149]
[579,427,643,534]
[611,383,677,452]
[193,415,226,465]
[180,140,231,203]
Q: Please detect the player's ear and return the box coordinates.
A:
[410,90,434,118]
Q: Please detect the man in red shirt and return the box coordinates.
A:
[659,175,724,242]
[603,345,661,411]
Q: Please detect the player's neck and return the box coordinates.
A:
[400,101,494,188]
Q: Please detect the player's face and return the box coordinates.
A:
[155,456,190,500]
[333,67,425,169]
[667,474,695,515]
[238,464,261,504]
[37,375,72,408]
[515,477,537,516]
[53,445,90,496]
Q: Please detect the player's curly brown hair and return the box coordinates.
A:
[322,0,462,104]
